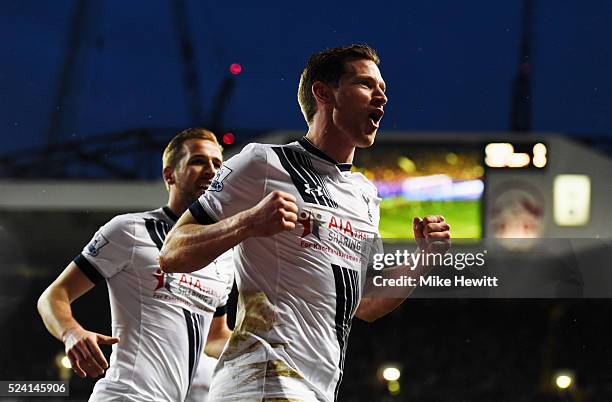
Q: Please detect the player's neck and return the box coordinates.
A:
[305,120,355,164]
[166,194,188,220]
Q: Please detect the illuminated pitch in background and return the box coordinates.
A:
[354,144,484,239]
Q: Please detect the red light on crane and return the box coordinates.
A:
[222,132,235,145]
[229,63,242,75]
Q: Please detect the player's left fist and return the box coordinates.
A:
[413,215,451,253]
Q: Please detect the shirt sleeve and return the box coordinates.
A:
[74,214,135,281]
[189,143,268,224]
[213,304,227,317]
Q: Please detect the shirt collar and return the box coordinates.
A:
[162,206,179,223]
[298,136,353,172]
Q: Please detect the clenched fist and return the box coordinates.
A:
[244,191,298,237]
[413,215,452,253]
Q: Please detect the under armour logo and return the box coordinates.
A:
[304,183,324,197]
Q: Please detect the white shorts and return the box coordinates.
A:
[208,349,323,402]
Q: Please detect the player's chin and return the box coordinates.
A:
[357,129,378,148]
[188,188,206,202]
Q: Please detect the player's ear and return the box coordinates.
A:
[312,81,333,105]
[163,166,175,186]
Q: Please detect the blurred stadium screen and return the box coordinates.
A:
[353,143,484,239]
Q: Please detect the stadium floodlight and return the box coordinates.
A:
[382,366,401,382]
[533,143,547,168]
[387,379,400,395]
[54,352,71,369]
[555,374,572,390]
[54,352,72,381]
[485,143,514,167]
[60,356,72,369]
[485,142,547,168]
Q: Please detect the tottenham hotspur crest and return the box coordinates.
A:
[209,165,233,192]
[362,193,373,223]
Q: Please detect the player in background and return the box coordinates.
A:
[160,45,451,401]
[38,128,233,402]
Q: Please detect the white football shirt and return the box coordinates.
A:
[75,207,234,402]
[191,138,381,401]
[184,355,218,402]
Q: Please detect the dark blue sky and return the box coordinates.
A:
[2,1,612,153]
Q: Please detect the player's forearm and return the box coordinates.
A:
[37,287,83,342]
[160,211,252,273]
[357,256,433,322]
[356,297,404,322]
[356,268,416,322]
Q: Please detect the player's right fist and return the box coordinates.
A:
[245,191,298,237]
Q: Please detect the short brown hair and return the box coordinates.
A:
[162,127,221,170]
[297,44,380,124]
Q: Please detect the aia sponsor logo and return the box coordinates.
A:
[298,210,371,242]
[153,269,175,293]
[298,210,323,239]
[328,215,370,240]
[328,216,355,237]
[153,270,209,294]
